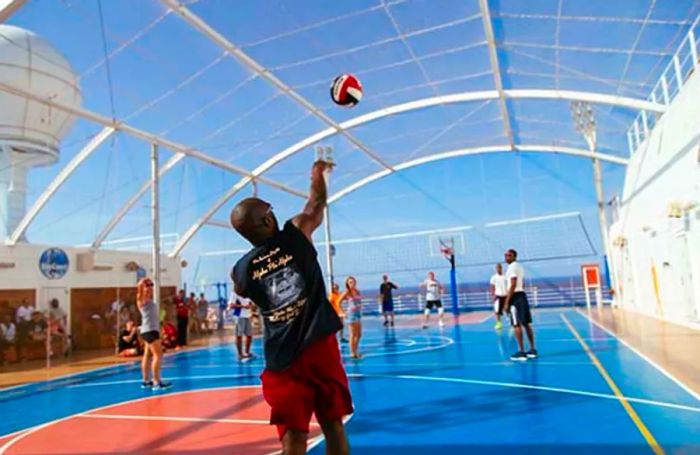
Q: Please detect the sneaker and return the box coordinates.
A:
[526,349,539,359]
[390,321,394,327]
[383,321,389,327]
[510,351,528,362]
[152,381,172,391]
[494,320,503,330]
[439,320,445,327]
[422,324,428,329]
[140,381,153,389]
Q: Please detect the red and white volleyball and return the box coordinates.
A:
[330,73,363,107]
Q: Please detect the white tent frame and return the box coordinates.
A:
[0,0,670,258]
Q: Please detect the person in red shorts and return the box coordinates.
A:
[231,159,352,455]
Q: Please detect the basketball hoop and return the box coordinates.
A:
[439,245,454,260]
[438,237,454,262]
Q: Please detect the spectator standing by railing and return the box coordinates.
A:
[174,289,189,347]
[197,293,210,334]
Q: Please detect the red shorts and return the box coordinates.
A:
[260,334,353,440]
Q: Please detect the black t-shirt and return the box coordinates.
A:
[119,329,138,351]
[380,282,397,302]
[232,220,341,371]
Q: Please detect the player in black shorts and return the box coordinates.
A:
[504,249,537,361]
[379,275,398,327]
[420,272,445,329]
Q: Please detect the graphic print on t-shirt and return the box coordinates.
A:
[252,246,306,324]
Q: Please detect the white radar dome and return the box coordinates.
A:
[0,24,81,159]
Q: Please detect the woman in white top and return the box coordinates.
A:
[136,278,171,390]
[339,276,363,359]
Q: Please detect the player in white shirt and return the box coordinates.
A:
[504,249,537,361]
[229,292,256,360]
[490,263,509,330]
[419,271,445,329]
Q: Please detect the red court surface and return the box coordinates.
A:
[1,386,321,454]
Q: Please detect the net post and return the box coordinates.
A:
[316,145,335,292]
[323,207,334,291]
[115,287,120,356]
[449,253,459,315]
[45,313,51,369]
[151,143,161,315]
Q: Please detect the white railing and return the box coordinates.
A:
[627,16,700,155]
[361,284,606,315]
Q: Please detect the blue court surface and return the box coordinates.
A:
[1,308,698,454]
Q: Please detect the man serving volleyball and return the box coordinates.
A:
[231,159,352,455]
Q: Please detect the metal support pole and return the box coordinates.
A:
[323,207,335,291]
[627,130,635,155]
[151,144,162,313]
[633,120,641,146]
[215,282,223,331]
[316,144,335,291]
[592,157,614,298]
[672,55,684,90]
[449,254,459,315]
[661,75,670,105]
[690,29,698,70]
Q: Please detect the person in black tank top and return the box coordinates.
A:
[231,160,351,454]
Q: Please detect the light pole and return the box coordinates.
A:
[570,102,615,303]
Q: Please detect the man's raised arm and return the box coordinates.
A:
[292,160,332,241]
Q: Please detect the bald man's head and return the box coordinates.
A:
[230,197,279,246]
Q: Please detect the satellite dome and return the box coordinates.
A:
[0,24,81,158]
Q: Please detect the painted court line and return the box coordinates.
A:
[67,373,256,388]
[356,361,595,367]
[0,385,260,454]
[561,314,664,455]
[478,313,493,323]
[576,309,700,403]
[78,413,320,427]
[0,342,226,395]
[347,373,700,414]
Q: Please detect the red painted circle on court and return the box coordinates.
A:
[2,386,322,454]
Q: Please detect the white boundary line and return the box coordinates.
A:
[478,313,493,323]
[356,336,454,359]
[575,309,700,403]
[77,413,320,427]
[348,373,700,414]
[0,340,227,394]
[66,373,256,389]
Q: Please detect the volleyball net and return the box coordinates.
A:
[193,211,605,312]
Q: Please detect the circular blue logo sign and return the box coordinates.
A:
[39,248,69,280]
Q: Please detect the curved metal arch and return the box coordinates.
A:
[201,144,627,231]
[0,81,306,247]
[8,127,115,245]
[328,145,628,204]
[169,89,659,257]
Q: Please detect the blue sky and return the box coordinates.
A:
[4,0,699,289]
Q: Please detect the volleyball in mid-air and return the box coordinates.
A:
[330,74,363,107]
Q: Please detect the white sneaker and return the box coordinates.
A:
[438,320,445,327]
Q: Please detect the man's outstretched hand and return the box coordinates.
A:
[312,159,334,178]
